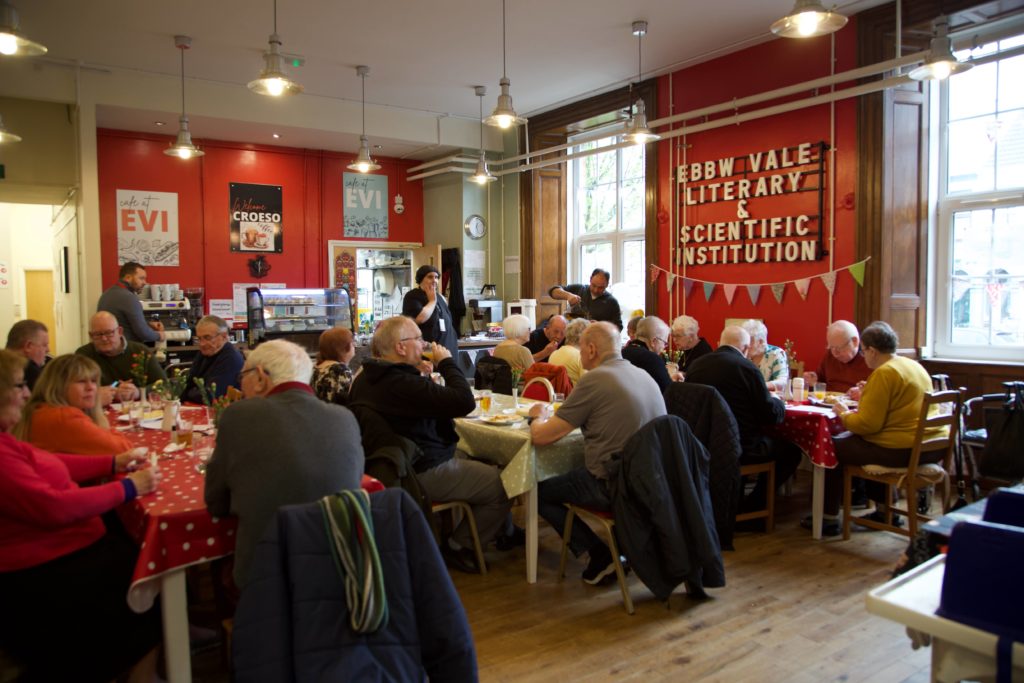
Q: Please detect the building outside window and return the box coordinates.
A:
[934,31,1024,361]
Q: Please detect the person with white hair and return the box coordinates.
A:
[670,315,713,373]
[548,318,589,384]
[622,316,674,392]
[740,319,789,384]
[205,339,365,588]
[805,320,873,396]
[493,314,536,372]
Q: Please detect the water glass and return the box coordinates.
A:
[129,401,145,430]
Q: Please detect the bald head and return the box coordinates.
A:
[719,325,751,354]
[826,320,861,362]
[580,321,621,370]
[88,311,124,356]
[90,311,117,329]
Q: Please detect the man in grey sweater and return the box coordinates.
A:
[204,339,365,588]
[97,262,164,344]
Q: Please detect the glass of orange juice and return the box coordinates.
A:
[480,390,492,414]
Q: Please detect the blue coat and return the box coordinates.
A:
[232,488,478,683]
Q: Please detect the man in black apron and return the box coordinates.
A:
[403,265,459,361]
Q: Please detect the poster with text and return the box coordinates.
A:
[229,183,283,252]
[116,189,179,266]
[343,172,388,239]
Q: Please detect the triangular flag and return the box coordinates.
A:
[849,260,866,286]
[703,282,715,301]
[723,284,737,305]
[683,279,694,299]
[770,283,786,303]
[820,271,837,295]
[649,266,660,284]
[666,274,677,292]
[794,278,811,300]
[746,285,761,306]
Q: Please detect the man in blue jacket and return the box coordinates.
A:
[182,315,243,404]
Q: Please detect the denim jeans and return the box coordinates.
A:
[537,467,611,557]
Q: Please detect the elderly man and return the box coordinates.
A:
[670,315,713,373]
[549,268,623,329]
[5,320,50,391]
[524,314,566,362]
[97,262,164,344]
[205,340,364,588]
[548,318,588,385]
[622,316,675,392]
[686,326,801,511]
[182,315,244,404]
[350,316,519,573]
[805,320,873,396]
[76,311,166,406]
[402,264,459,360]
[529,322,665,584]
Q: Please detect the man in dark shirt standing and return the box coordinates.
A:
[97,262,164,344]
[549,268,622,330]
[402,265,459,360]
[621,316,674,393]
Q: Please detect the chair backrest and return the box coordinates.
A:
[522,376,554,402]
[474,355,513,395]
[522,362,573,399]
[908,390,962,477]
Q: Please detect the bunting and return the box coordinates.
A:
[770,283,786,303]
[794,278,811,300]
[703,282,715,301]
[683,278,694,299]
[666,273,677,292]
[820,271,837,295]
[723,284,738,305]
[649,265,660,284]
[746,285,761,306]
[849,260,866,286]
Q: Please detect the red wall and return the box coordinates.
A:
[97,130,424,307]
[654,18,860,373]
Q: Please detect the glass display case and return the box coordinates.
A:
[246,287,354,352]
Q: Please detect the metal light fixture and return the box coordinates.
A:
[248,0,303,96]
[623,21,660,146]
[771,0,847,39]
[0,0,46,57]
[347,65,380,173]
[484,0,526,129]
[164,35,204,160]
[0,114,22,143]
[909,17,973,81]
[470,86,498,184]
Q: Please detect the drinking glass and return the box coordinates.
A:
[552,392,565,410]
[129,401,145,431]
[480,390,492,414]
[175,420,194,448]
[814,383,827,401]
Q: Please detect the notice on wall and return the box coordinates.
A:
[464,249,485,300]
[0,260,9,288]
[209,299,234,324]
[230,183,283,253]
[232,282,286,320]
[504,256,520,274]
[343,173,388,239]
[116,190,179,266]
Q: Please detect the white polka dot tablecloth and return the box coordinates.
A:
[771,404,845,469]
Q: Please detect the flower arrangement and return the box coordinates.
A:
[510,368,524,389]
[783,338,798,365]
[210,386,243,427]
[150,368,188,402]
[193,377,218,407]
[660,348,683,365]
[129,350,151,387]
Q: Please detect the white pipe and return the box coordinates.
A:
[407,165,473,181]
[828,33,837,325]
[407,154,476,172]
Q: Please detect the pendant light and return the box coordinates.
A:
[347,65,381,173]
[484,0,526,129]
[470,86,498,184]
[0,0,46,57]
[623,21,660,146]
[909,17,973,81]
[771,0,848,39]
[0,114,22,143]
[164,35,204,160]
[248,0,303,96]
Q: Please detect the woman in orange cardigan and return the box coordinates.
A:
[15,354,133,455]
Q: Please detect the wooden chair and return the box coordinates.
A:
[557,505,634,614]
[735,461,775,532]
[842,389,962,540]
[432,501,487,574]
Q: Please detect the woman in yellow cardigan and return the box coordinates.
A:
[816,321,943,536]
[15,354,133,455]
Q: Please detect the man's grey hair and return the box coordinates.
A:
[719,325,750,350]
[197,315,230,333]
[636,316,669,344]
[564,318,589,346]
[581,322,621,363]
[741,319,768,343]
[671,315,699,336]
[244,340,312,387]
[827,319,859,341]
[5,319,47,350]
[502,314,532,341]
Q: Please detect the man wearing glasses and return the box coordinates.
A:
[75,311,166,406]
[621,316,676,393]
[804,320,873,397]
[182,316,244,404]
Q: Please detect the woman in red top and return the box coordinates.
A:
[15,353,133,455]
[0,350,161,682]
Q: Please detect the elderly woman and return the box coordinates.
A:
[741,319,789,385]
[15,354,133,455]
[312,327,356,405]
[811,321,943,536]
[0,349,160,681]
[670,315,713,373]
[549,318,589,384]
[493,314,535,373]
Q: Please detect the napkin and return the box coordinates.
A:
[163,442,186,454]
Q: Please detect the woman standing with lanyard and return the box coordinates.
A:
[402,265,459,361]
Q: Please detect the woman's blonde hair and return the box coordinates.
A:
[0,348,27,396]
[14,354,108,439]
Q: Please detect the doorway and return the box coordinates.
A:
[25,269,56,353]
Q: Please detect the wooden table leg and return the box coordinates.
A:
[526,487,538,584]
[161,568,192,683]
[812,465,824,540]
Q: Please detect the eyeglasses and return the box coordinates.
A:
[828,339,853,353]
[88,330,118,339]
[400,335,424,343]
[238,367,259,383]
[197,333,224,343]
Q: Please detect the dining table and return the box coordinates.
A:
[454,393,585,583]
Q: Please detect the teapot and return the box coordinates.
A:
[481,284,497,299]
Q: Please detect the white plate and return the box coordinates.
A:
[117,410,164,422]
[479,414,524,426]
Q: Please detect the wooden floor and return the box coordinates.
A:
[192,469,932,682]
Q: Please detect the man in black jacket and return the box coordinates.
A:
[621,316,675,393]
[685,326,801,510]
[350,316,517,572]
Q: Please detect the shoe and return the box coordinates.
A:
[850,492,870,510]
[495,526,526,551]
[582,547,620,585]
[442,545,479,574]
[800,515,841,537]
[863,510,904,528]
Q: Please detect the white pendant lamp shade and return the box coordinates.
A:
[771,0,848,39]
[623,21,660,146]
[470,86,498,184]
[0,114,22,143]
[248,0,302,96]
[909,17,973,81]
[347,66,380,173]
[0,1,46,57]
[485,0,526,129]
[164,35,204,159]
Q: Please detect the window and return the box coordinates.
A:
[566,131,646,318]
[934,32,1024,361]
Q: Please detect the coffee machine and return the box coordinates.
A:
[468,284,503,334]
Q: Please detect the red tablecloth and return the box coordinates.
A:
[772,404,846,469]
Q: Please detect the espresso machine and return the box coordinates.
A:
[140,299,193,344]
[468,284,503,334]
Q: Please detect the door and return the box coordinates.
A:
[25,269,56,353]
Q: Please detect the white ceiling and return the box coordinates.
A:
[8,0,888,158]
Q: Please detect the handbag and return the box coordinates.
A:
[978,381,1024,481]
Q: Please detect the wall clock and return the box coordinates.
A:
[464,214,487,240]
